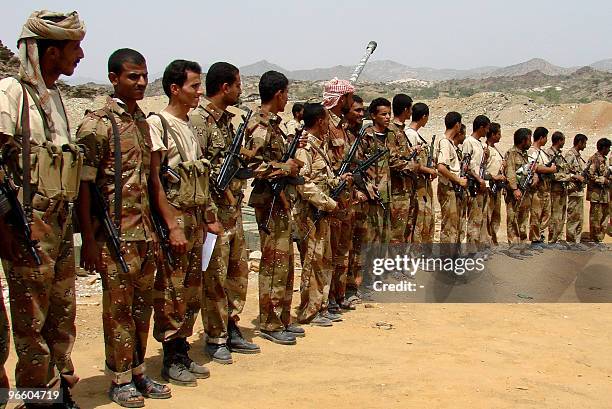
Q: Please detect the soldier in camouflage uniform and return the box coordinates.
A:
[545,132,573,245]
[245,71,304,345]
[461,115,490,251]
[294,103,348,326]
[504,128,537,251]
[564,134,588,244]
[0,11,86,408]
[527,127,556,247]
[190,62,261,364]
[283,103,304,141]
[388,94,419,244]
[404,103,436,252]
[322,78,355,316]
[76,49,170,407]
[586,138,610,245]
[436,112,467,245]
[483,123,506,246]
[147,60,221,385]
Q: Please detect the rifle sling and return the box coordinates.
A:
[18,83,32,218]
[104,108,123,234]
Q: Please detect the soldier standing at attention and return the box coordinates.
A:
[190,62,261,364]
[564,134,588,246]
[483,123,506,246]
[586,138,610,247]
[245,71,305,345]
[404,103,436,249]
[76,49,171,407]
[294,103,349,326]
[148,60,221,385]
[0,10,85,408]
[436,112,467,245]
[388,94,419,244]
[528,127,556,248]
[545,131,572,246]
[461,115,490,252]
[321,77,354,317]
[504,128,538,256]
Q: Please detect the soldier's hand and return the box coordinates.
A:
[479,178,486,190]
[286,159,301,176]
[532,174,539,186]
[550,163,557,172]
[574,175,585,183]
[513,189,522,201]
[340,172,353,185]
[356,191,368,202]
[81,241,104,273]
[169,225,188,255]
[206,221,224,235]
[458,177,468,188]
[298,134,308,148]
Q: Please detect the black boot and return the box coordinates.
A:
[228,320,261,354]
[161,340,197,387]
[176,338,210,379]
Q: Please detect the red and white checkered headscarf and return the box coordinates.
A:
[322,77,355,109]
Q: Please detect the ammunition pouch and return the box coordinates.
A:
[165,159,211,208]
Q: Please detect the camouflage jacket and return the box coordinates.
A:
[586,151,609,203]
[505,145,529,192]
[544,146,572,192]
[388,121,418,195]
[564,147,586,196]
[76,96,155,242]
[245,108,296,208]
[361,127,392,204]
[190,100,246,206]
[295,132,338,212]
[405,127,432,190]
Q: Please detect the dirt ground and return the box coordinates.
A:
[5,252,612,409]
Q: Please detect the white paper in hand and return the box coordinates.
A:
[201,233,217,271]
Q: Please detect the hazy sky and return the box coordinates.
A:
[2,0,611,81]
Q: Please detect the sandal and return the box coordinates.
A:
[108,382,144,408]
[133,375,171,399]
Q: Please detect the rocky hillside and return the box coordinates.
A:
[0,40,19,78]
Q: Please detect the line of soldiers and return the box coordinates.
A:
[0,9,610,409]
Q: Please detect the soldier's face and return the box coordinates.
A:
[174,70,202,109]
[347,102,364,125]
[492,131,501,144]
[224,74,242,105]
[373,106,391,128]
[578,140,587,151]
[110,62,148,102]
[277,88,289,111]
[49,40,84,77]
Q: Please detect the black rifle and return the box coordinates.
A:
[0,161,41,265]
[336,128,365,176]
[515,150,541,208]
[150,206,175,269]
[302,148,388,241]
[90,183,129,273]
[260,128,305,234]
[454,153,471,200]
[216,108,253,191]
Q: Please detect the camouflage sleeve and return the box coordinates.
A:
[506,150,519,190]
[203,190,217,224]
[295,148,336,212]
[588,156,607,184]
[247,125,292,179]
[387,131,416,173]
[76,113,110,182]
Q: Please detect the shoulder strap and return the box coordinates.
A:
[16,78,53,142]
[154,113,189,163]
[19,82,33,216]
[104,108,123,232]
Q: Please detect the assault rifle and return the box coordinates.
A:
[0,160,41,265]
[454,153,471,200]
[90,183,129,273]
[216,108,253,191]
[259,128,305,234]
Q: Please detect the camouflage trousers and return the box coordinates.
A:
[485,189,502,246]
[347,201,371,293]
[100,240,155,384]
[529,188,551,242]
[329,209,353,305]
[0,280,10,394]
[566,195,584,243]
[589,201,609,242]
[3,203,76,388]
[254,205,295,332]
[368,202,390,247]
[548,189,568,243]
[505,191,532,244]
[411,182,435,244]
[153,209,203,343]
[202,204,249,344]
[466,192,485,248]
[389,192,411,244]
[437,183,460,243]
[295,207,332,323]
